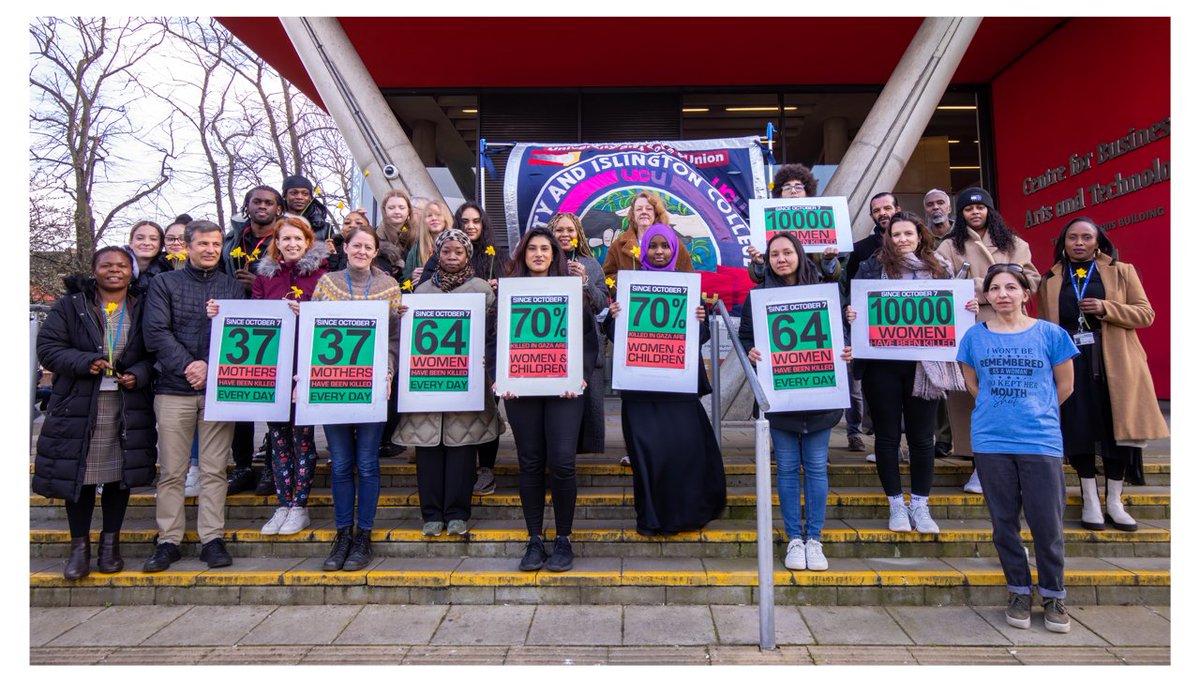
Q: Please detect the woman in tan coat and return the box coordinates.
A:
[936,188,1040,492]
[1037,217,1168,532]
[601,190,695,291]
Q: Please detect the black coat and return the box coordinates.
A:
[739,259,843,434]
[33,278,158,502]
[143,261,246,395]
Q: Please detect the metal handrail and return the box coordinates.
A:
[711,299,776,651]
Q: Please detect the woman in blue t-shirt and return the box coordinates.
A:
[957,264,1079,635]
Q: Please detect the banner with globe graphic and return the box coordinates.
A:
[501,137,769,307]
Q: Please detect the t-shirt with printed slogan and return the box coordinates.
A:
[956,319,1079,456]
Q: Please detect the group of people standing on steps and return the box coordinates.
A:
[33,166,1167,634]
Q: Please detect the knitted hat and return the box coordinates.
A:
[434,228,473,258]
[283,175,314,193]
[955,187,994,215]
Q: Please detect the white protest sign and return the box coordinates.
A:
[295,300,390,425]
[495,276,584,397]
[850,279,977,361]
[751,284,849,412]
[204,300,296,422]
[612,270,701,393]
[748,196,853,253]
[396,293,487,413]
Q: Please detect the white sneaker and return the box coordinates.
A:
[784,538,806,570]
[908,499,941,534]
[260,507,290,535]
[888,498,913,532]
[184,465,201,498]
[865,453,876,463]
[964,469,983,494]
[805,538,828,571]
[278,507,310,535]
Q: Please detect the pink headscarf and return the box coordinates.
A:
[638,223,680,272]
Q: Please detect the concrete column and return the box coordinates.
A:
[280,17,442,202]
[823,117,849,164]
[824,17,981,239]
[411,119,438,166]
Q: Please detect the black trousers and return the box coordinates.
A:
[1069,454,1127,482]
[506,396,584,537]
[861,360,937,497]
[477,437,499,469]
[231,421,255,469]
[415,444,476,523]
[65,484,131,538]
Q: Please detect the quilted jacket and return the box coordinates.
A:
[394,277,502,447]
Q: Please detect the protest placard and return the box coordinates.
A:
[612,271,701,393]
[204,300,296,421]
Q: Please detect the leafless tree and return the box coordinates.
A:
[29,17,173,273]
[29,171,77,302]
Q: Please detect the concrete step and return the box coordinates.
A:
[29,517,1170,560]
[30,460,1174,489]
[29,555,1170,607]
[29,486,1173,523]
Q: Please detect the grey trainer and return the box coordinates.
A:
[1042,597,1071,633]
[1005,592,1032,629]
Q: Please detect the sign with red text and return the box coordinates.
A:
[204,300,296,421]
[751,284,848,412]
[295,300,390,425]
[850,279,976,361]
[748,196,853,253]
[496,277,584,396]
[396,293,487,413]
[612,271,701,393]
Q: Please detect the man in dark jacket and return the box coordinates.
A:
[282,174,334,242]
[839,191,898,453]
[221,185,283,495]
[142,220,247,571]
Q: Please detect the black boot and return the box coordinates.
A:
[64,537,90,580]
[227,467,258,496]
[342,528,374,571]
[97,531,123,573]
[322,526,353,571]
[254,466,276,496]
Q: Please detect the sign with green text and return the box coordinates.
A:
[850,279,977,361]
[396,293,487,412]
[612,270,701,393]
[749,196,853,253]
[496,276,584,396]
[204,300,296,421]
[295,300,390,425]
[751,283,848,412]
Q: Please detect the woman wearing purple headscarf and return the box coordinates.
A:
[606,224,727,534]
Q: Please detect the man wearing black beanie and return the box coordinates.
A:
[283,174,333,243]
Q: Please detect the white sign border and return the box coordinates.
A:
[294,300,390,426]
[611,270,701,393]
[395,292,486,413]
[204,300,297,422]
[495,276,584,397]
[748,196,853,254]
[850,279,978,361]
[751,283,850,413]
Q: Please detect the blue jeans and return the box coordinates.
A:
[770,426,832,542]
[323,422,385,531]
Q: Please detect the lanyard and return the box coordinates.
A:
[104,303,125,374]
[346,270,372,299]
[1071,261,1096,331]
[241,227,272,262]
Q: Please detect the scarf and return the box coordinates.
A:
[433,263,475,292]
[638,223,680,272]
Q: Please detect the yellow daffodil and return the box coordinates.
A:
[314,186,321,195]
[402,280,413,292]
[288,286,304,299]
[229,246,246,259]
[104,302,118,315]
[167,252,187,262]
[605,277,615,289]
[1075,267,1088,279]
[247,247,261,263]
[363,169,371,176]
[485,245,496,256]
[570,238,579,249]
[337,201,345,210]
[630,245,641,258]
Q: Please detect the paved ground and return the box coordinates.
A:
[30,604,1169,664]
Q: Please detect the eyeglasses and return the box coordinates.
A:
[985,263,1023,275]
[780,183,807,192]
[165,237,186,244]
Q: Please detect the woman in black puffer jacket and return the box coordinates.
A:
[34,246,158,580]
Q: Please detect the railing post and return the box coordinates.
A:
[709,314,721,445]
[755,415,776,650]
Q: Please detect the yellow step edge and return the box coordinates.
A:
[27,525,1172,545]
[29,567,1170,590]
